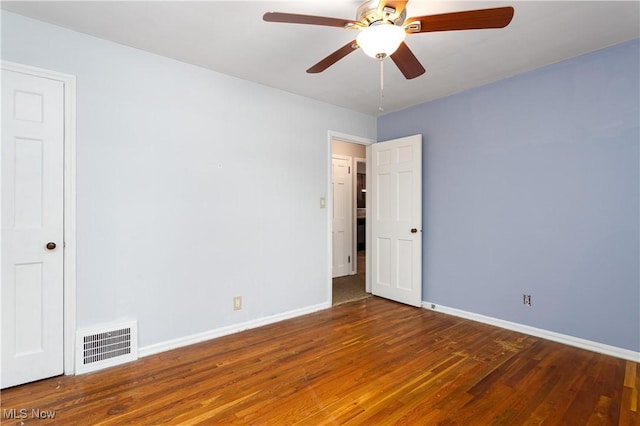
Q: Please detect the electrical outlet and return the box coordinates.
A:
[233,296,242,311]
[523,294,532,306]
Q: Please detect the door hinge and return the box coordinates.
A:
[348,166,351,174]
[348,256,351,263]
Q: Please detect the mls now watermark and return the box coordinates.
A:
[3,408,57,420]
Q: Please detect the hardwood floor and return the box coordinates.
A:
[1,297,638,425]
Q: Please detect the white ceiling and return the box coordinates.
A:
[3,1,639,116]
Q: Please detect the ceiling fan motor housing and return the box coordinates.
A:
[356,0,407,26]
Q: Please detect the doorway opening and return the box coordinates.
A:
[331,137,370,306]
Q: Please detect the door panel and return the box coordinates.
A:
[2,69,65,388]
[376,237,391,286]
[371,135,422,307]
[332,156,352,278]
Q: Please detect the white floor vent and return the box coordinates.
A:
[75,321,138,374]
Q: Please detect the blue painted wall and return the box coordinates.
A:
[378,39,639,352]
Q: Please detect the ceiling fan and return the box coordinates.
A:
[263,1,514,79]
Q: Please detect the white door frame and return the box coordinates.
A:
[1,61,77,375]
[327,131,374,302]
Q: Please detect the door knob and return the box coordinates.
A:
[410,228,418,234]
[46,242,56,250]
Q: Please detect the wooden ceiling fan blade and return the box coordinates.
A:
[390,42,425,79]
[307,41,359,74]
[263,12,357,28]
[406,6,514,33]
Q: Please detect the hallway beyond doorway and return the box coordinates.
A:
[332,251,369,306]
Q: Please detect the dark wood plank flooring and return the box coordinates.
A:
[1,297,638,425]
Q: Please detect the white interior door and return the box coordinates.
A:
[1,69,65,388]
[370,135,422,307]
[332,155,352,278]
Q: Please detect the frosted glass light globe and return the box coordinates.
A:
[356,24,406,58]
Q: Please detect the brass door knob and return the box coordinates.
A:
[410,228,418,234]
[46,242,56,250]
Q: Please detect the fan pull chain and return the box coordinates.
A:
[379,57,385,113]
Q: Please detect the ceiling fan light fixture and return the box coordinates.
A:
[356,23,406,58]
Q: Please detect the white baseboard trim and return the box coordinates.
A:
[422,301,640,363]
[139,301,332,358]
